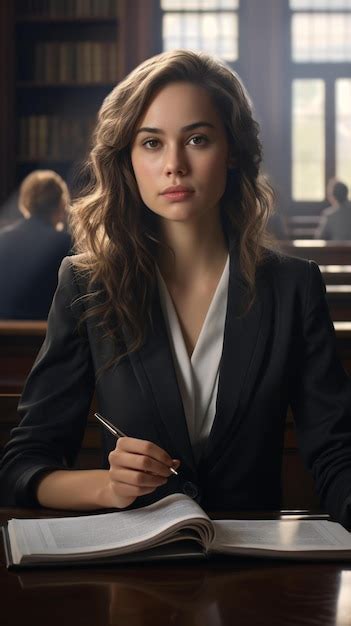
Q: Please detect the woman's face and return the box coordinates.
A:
[130,81,231,226]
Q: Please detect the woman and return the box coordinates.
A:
[1,50,351,527]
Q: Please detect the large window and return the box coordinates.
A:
[156,0,351,209]
[161,0,239,63]
[290,0,351,202]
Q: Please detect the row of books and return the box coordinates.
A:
[16,0,117,18]
[18,115,96,161]
[32,42,118,83]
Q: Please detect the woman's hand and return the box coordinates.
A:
[97,437,181,509]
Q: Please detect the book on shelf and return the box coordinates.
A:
[33,42,117,83]
[2,493,351,569]
[18,115,96,161]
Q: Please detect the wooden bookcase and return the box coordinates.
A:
[14,0,120,196]
[0,0,162,205]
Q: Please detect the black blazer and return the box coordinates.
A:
[1,240,351,526]
[0,216,72,319]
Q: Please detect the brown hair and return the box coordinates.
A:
[19,170,69,221]
[70,49,278,366]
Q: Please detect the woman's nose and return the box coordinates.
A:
[163,146,188,176]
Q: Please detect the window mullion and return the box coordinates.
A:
[325,74,336,186]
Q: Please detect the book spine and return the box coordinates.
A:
[18,117,28,160]
[109,43,117,83]
[38,115,49,160]
[51,116,60,160]
[28,116,37,160]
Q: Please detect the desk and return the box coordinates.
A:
[1,508,351,626]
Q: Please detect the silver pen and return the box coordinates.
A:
[94,412,179,476]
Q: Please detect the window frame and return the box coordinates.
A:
[160,0,241,67]
[289,4,351,212]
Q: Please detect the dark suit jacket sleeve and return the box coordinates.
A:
[290,261,351,527]
[0,257,95,506]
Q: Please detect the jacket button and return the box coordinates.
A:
[182,481,198,499]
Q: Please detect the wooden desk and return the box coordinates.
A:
[1,508,350,626]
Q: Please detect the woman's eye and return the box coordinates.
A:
[189,135,208,146]
[143,139,159,149]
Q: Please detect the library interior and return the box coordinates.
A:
[1,2,351,625]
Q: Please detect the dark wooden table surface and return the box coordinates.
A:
[1,507,351,626]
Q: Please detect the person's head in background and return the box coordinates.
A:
[326,176,339,207]
[332,181,349,207]
[19,170,70,230]
[70,49,275,361]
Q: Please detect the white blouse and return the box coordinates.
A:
[156,256,229,464]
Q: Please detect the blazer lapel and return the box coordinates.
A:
[125,236,273,476]
[201,246,274,469]
[126,291,197,473]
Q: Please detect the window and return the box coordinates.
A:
[292,80,325,200]
[290,0,351,202]
[161,0,239,63]
[336,79,351,189]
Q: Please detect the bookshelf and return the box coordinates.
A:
[14,0,121,196]
[0,0,162,205]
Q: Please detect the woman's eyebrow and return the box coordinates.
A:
[135,121,215,135]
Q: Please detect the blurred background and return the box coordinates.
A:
[0,0,349,227]
[1,0,351,319]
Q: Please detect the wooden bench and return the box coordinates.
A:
[285,215,320,239]
[280,241,351,265]
[2,321,351,393]
[320,265,351,285]
[326,285,351,321]
[0,321,46,393]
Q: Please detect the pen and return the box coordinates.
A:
[94,412,179,476]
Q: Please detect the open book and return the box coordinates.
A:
[2,493,351,569]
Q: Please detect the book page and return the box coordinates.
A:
[8,493,214,563]
[211,519,351,554]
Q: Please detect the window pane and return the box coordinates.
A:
[163,12,238,60]
[162,0,239,9]
[292,14,351,61]
[290,0,351,9]
[292,80,325,200]
[336,79,351,191]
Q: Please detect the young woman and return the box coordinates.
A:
[1,50,351,527]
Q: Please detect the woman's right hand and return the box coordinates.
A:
[97,436,181,509]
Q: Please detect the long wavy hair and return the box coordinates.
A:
[70,49,277,366]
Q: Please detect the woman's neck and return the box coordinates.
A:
[157,219,229,288]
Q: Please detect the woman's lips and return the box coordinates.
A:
[162,190,194,201]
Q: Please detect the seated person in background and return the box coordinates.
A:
[315,180,351,240]
[0,170,72,319]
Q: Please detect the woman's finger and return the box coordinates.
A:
[109,466,168,488]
